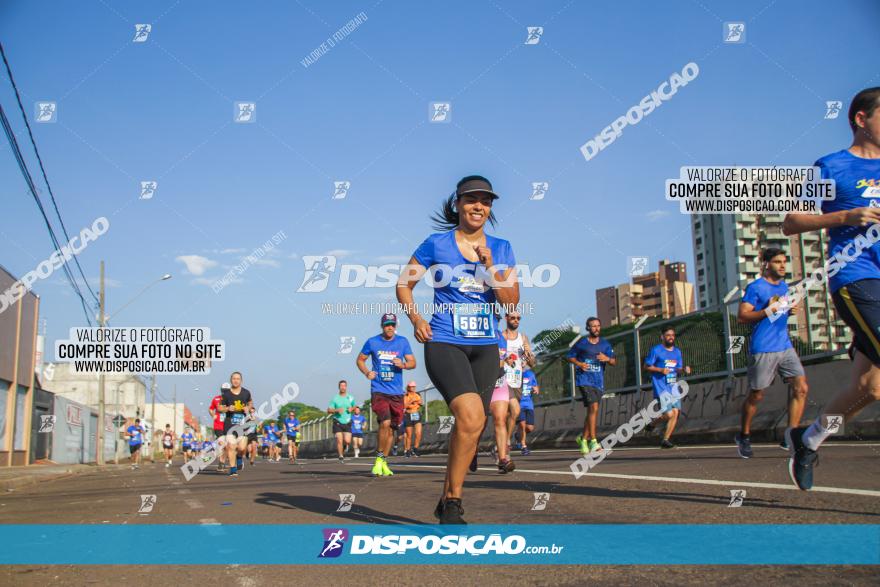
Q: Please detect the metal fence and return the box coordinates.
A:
[531,300,850,404]
[299,301,849,441]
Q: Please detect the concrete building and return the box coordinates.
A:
[691,212,848,350]
[40,362,147,420]
[596,260,695,326]
[0,265,40,466]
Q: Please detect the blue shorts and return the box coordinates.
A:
[654,392,681,414]
[517,408,535,426]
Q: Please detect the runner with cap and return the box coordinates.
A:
[403,381,423,457]
[357,313,416,476]
[397,175,519,524]
[284,410,300,463]
[782,87,880,490]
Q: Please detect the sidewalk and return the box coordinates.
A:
[0,462,126,492]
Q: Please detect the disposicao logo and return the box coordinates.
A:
[318,528,349,558]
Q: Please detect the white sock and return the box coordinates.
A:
[802,420,830,451]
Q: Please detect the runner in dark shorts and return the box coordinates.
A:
[782,87,880,490]
[397,175,519,524]
[357,313,415,477]
[327,381,356,463]
[218,372,253,477]
[567,317,616,455]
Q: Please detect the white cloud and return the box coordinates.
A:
[646,209,670,222]
[324,249,358,259]
[176,255,218,276]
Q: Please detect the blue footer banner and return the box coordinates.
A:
[1,524,877,565]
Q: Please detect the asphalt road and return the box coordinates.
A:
[2,441,878,585]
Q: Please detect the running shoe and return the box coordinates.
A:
[779,438,790,451]
[433,498,443,520]
[404,449,412,458]
[497,458,516,474]
[412,447,420,457]
[338,456,345,464]
[469,452,478,472]
[786,427,818,491]
[521,446,531,456]
[391,445,399,457]
[660,438,676,449]
[381,460,394,476]
[165,463,170,468]
[513,442,522,451]
[587,438,602,453]
[576,435,589,455]
[438,498,466,525]
[734,433,753,459]
[371,457,384,477]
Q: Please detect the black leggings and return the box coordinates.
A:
[424,342,500,410]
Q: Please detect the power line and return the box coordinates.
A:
[0,41,99,304]
[0,101,94,325]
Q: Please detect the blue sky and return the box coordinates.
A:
[2,0,879,423]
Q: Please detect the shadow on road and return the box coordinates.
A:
[254,492,426,524]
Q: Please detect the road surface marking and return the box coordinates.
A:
[347,463,880,497]
[184,499,204,509]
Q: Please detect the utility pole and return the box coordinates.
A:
[173,384,177,439]
[150,372,156,463]
[96,261,106,466]
[114,384,120,465]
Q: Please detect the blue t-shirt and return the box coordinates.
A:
[265,424,279,442]
[742,277,794,354]
[645,344,684,397]
[411,230,517,345]
[126,425,144,446]
[284,417,299,436]
[192,440,202,451]
[520,370,538,410]
[350,414,366,434]
[181,432,193,446]
[359,334,414,395]
[566,337,614,389]
[817,150,880,292]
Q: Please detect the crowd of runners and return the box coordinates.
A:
[122,87,879,525]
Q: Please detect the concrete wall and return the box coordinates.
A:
[51,396,118,464]
[297,358,880,457]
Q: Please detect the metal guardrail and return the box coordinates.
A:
[299,301,850,441]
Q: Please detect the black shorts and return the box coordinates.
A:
[247,433,257,443]
[352,432,364,438]
[577,385,604,406]
[518,408,535,426]
[404,412,423,427]
[162,444,173,450]
[183,445,191,452]
[833,279,880,366]
[424,341,500,410]
[333,421,351,434]
[213,429,224,439]
[129,444,141,454]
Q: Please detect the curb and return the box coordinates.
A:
[0,464,123,492]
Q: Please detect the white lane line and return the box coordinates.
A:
[526,442,880,453]
[177,488,192,494]
[346,463,880,497]
[199,518,220,525]
[184,499,204,509]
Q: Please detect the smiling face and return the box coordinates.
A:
[457,193,494,230]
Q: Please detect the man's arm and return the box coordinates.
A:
[521,335,537,368]
[737,301,768,324]
[783,207,880,236]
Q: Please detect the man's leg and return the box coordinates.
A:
[335,432,344,458]
[588,402,599,440]
[663,408,679,440]
[787,375,809,429]
[740,389,764,436]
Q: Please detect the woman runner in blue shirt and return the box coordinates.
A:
[397,175,519,524]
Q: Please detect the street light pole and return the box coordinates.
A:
[150,372,157,463]
[97,261,106,466]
